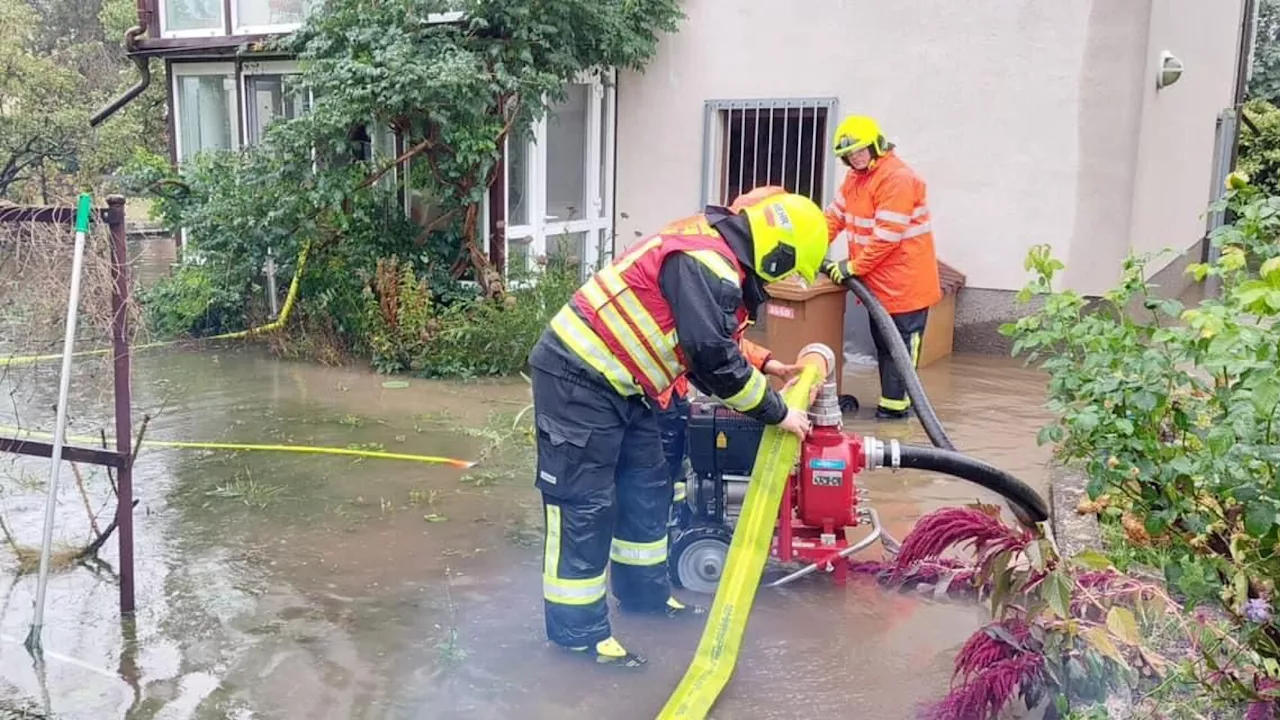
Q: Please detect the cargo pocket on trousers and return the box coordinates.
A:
[535,414,605,501]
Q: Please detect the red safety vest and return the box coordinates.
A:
[549,216,767,414]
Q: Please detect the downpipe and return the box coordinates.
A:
[90,26,151,127]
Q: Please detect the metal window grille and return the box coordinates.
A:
[700,98,839,208]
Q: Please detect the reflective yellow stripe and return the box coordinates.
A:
[684,250,739,284]
[586,264,684,385]
[614,237,662,273]
[878,333,921,412]
[673,481,687,503]
[721,369,768,413]
[879,396,911,411]
[610,536,668,566]
[596,303,671,389]
[549,307,640,395]
[612,290,682,376]
[543,505,608,605]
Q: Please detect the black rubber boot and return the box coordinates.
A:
[875,407,910,421]
[619,595,707,619]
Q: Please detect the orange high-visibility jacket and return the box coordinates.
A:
[824,152,942,314]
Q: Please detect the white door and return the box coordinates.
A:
[505,72,616,279]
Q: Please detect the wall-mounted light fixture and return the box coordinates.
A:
[1157,51,1185,89]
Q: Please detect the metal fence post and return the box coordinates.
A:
[107,195,136,616]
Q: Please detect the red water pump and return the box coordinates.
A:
[670,365,900,593]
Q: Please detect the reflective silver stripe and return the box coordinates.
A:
[873,226,903,242]
[610,537,668,566]
[902,222,933,240]
[721,368,768,412]
[852,216,876,229]
[913,206,930,219]
[875,209,912,225]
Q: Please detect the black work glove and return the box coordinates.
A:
[822,260,857,285]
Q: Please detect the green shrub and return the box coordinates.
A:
[1239,99,1280,198]
[361,254,579,377]
[139,263,246,338]
[1001,178,1280,662]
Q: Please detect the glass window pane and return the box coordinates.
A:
[177,75,234,160]
[508,238,532,277]
[164,0,222,32]
[507,133,529,226]
[244,74,308,144]
[236,0,308,29]
[545,84,589,222]
[549,231,587,281]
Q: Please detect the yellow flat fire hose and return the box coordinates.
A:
[658,358,826,720]
[0,244,310,368]
[0,423,475,469]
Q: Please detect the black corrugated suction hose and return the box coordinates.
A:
[829,267,1048,526]
[896,445,1049,523]
[837,271,956,451]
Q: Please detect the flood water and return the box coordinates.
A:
[0,240,1055,719]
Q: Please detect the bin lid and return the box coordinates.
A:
[764,274,846,301]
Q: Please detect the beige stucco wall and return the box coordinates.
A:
[1125,0,1245,281]
[615,0,1245,296]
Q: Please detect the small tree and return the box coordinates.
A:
[138,0,683,340]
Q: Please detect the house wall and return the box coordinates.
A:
[1126,0,1246,295]
[615,0,1248,352]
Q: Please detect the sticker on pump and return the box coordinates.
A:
[809,458,847,470]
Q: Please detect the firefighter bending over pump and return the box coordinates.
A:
[653,185,802,508]
[526,190,829,667]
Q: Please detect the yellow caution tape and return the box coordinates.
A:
[657,365,823,720]
[0,422,475,469]
[0,244,310,368]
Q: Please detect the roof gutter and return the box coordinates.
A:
[90,26,152,127]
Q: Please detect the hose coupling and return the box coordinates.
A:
[862,436,901,472]
[797,342,837,381]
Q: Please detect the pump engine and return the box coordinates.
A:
[669,380,900,594]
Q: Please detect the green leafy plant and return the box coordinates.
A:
[986,175,1280,714]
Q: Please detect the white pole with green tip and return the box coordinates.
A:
[25,193,93,653]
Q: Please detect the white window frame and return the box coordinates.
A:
[239,60,313,146]
[171,62,241,163]
[158,0,227,38]
[171,63,238,265]
[231,0,310,36]
[504,69,616,279]
[699,97,839,211]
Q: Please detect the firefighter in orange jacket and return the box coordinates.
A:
[527,190,828,666]
[653,186,803,511]
[822,116,942,420]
